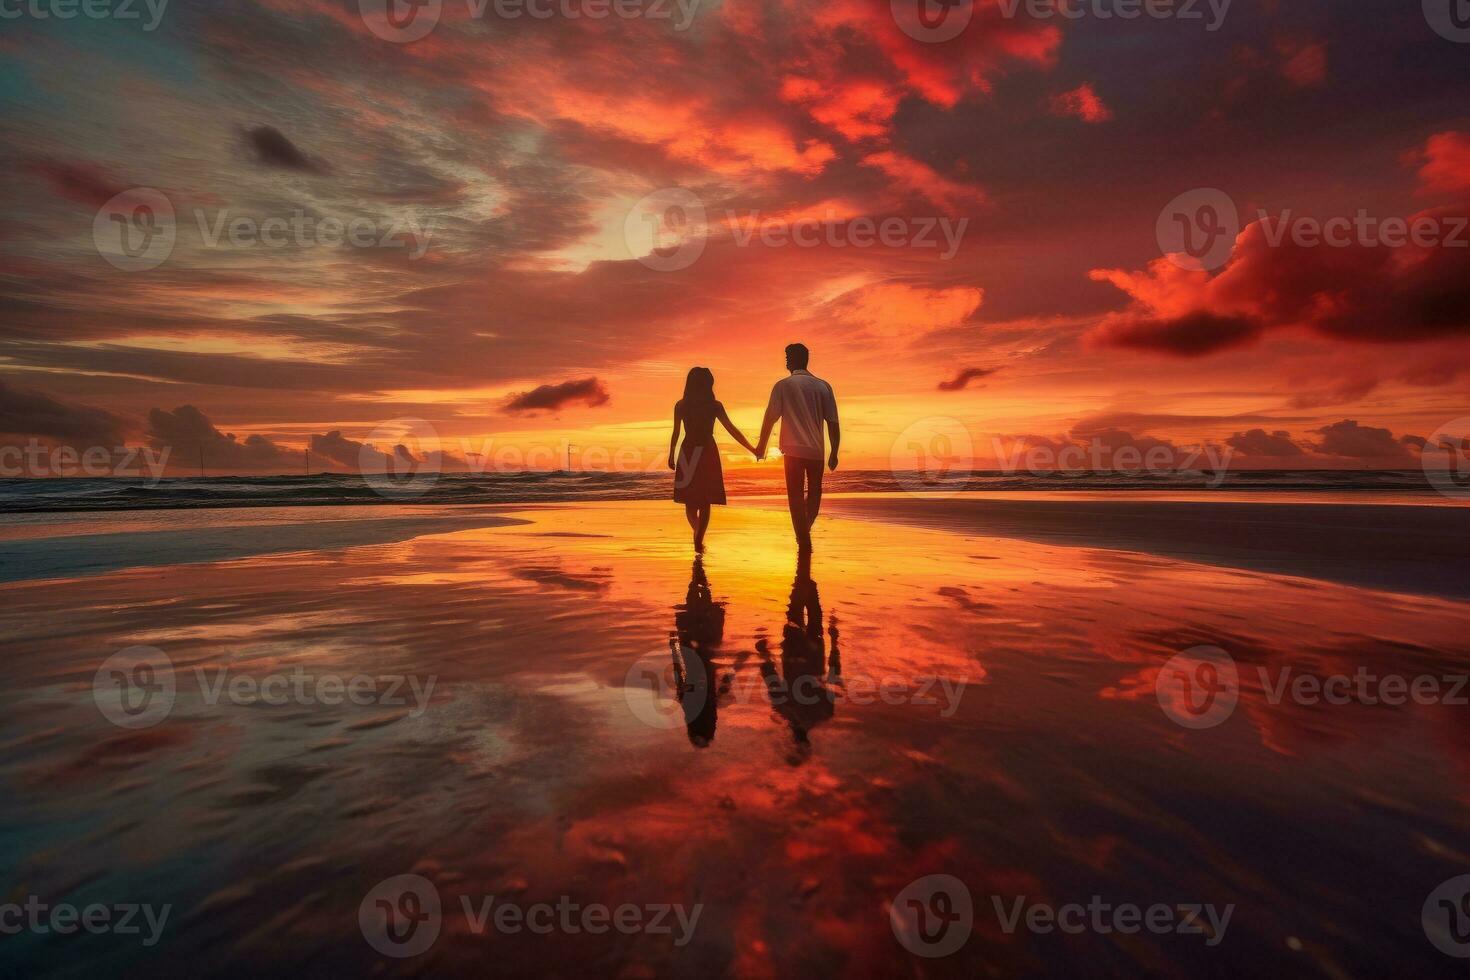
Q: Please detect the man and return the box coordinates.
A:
[756,343,840,549]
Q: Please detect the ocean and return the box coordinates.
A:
[0,469,1445,513]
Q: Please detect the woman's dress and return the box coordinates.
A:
[674,399,727,506]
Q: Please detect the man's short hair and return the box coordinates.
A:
[785,343,810,369]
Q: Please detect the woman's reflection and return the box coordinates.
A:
[758,551,842,764]
[669,557,730,747]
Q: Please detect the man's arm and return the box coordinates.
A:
[824,384,840,471]
[756,383,781,460]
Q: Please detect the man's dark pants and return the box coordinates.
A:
[783,454,824,546]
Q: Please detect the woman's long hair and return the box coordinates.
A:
[683,366,716,406]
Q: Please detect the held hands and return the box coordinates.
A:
[754,441,767,461]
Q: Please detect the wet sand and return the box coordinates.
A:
[817,492,1470,599]
[3,498,1470,977]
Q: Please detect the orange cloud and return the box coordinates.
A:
[827,282,983,338]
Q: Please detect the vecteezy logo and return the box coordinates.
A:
[359,0,443,42]
[93,646,177,729]
[890,874,973,957]
[1156,188,1239,272]
[891,0,974,43]
[623,647,706,730]
[1424,875,1470,957]
[1422,417,1470,501]
[1424,0,1470,42]
[1156,645,1239,729]
[360,874,442,957]
[93,188,176,272]
[624,187,708,272]
[889,417,974,496]
[358,418,442,499]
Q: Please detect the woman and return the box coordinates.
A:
[669,367,756,551]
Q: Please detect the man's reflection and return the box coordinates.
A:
[758,551,841,764]
[670,557,730,747]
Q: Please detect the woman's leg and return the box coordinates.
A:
[685,503,700,534]
[695,505,712,546]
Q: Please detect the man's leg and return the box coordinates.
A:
[783,455,811,546]
[804,457,824,529]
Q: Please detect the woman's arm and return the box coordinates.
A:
[668,402,683,470]
[716,403,757,456]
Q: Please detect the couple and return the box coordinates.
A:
[668,343,839,552]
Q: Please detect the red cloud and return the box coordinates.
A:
[1415,131,1470,196]
[1050,84,1112,124]
[1287,376,1379,409]
[1275,38,1328,88]
[1088,199,1470,356]
[861,151,985,210]
[780,76,899,142]
[23,157,127,208]
[804,0,1061,110]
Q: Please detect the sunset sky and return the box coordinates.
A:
[2,0,1469,473]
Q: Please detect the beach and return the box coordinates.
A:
[4,494,1470,977]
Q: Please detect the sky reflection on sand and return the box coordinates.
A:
[3,501,1470,977]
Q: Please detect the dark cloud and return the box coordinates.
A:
[937,367,998,391]
[147,405,293,468]
[1227,429,1305,457]
[1311,420,1418,461]
[0,342,394,392]
[0,378,127,444]
[244,126,329,174]
[1086,309,1265,358]
[504,378,610,415]
[308,429,471,473]
[309,431,419,471]
[1084,428,1184,460]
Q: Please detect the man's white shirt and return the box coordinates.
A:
[766,369,838,460]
